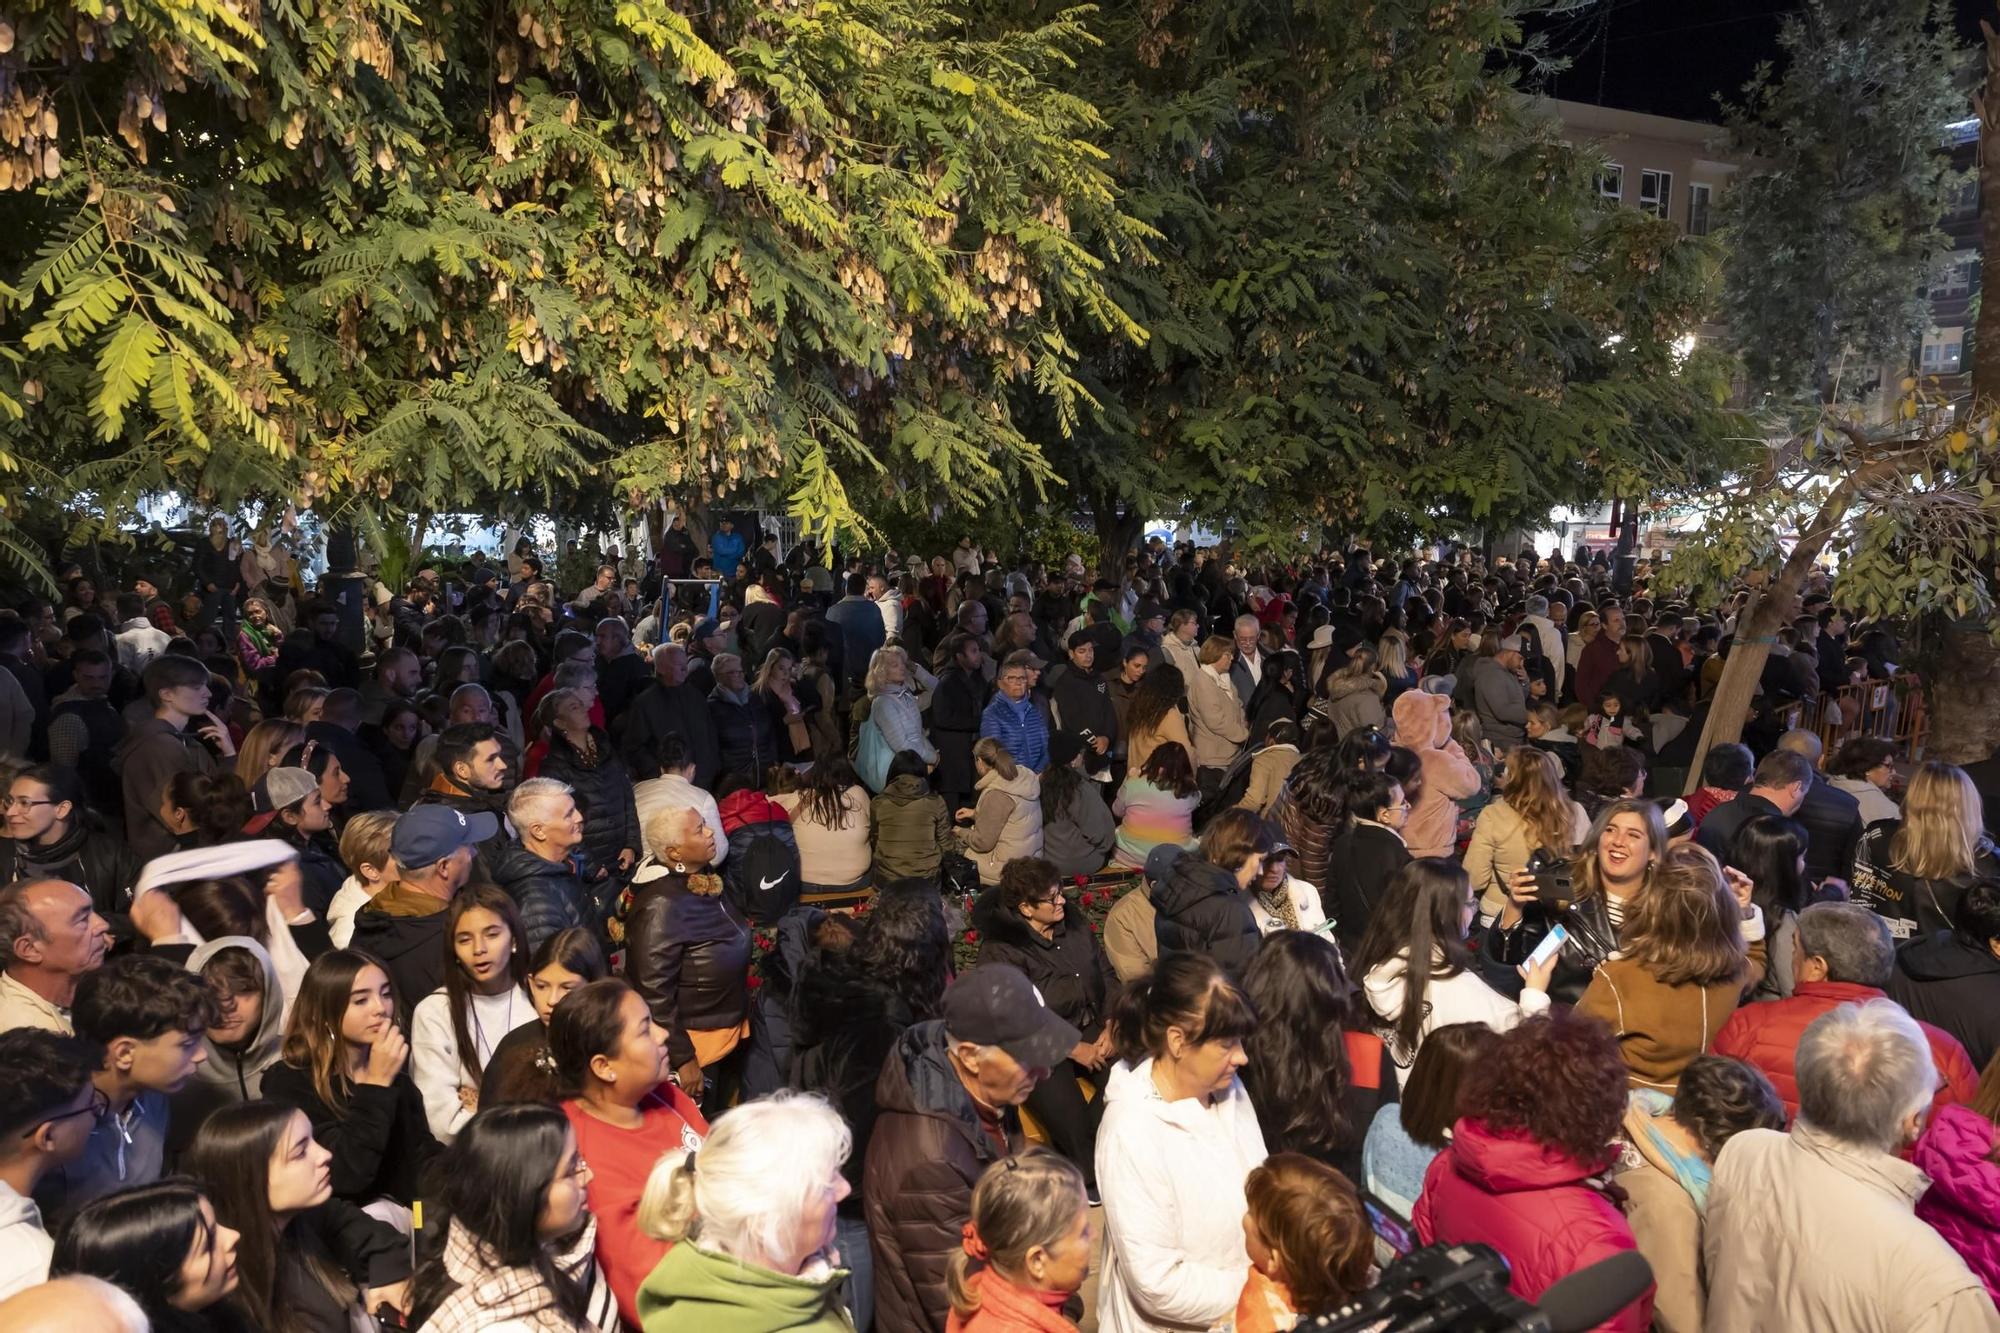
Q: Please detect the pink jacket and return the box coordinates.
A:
[1413,1119,1653,1332]
[1390,690,1480,858]
[1913,1104,2000,1302]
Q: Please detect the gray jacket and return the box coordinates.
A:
[1468,655,1528,750]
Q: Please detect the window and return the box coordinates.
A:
[1921,327,1965,374]
[1932,254,1974,299]
[1598,164,1623,202]
[1687,183,1712,236]
[1950,177,1979,218]
[1639,169,1672,219]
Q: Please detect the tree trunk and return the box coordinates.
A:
[1092,491,1145,582]
[1923,17,2000,767]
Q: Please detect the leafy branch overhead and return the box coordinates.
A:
[0,0,1148,558]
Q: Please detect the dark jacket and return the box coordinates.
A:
[1852,821,2000,942]
[1323,821,1414,957]
[929,666,991,798]
[615,679,722,786]
[289,1199,413,1333]
[487,838,590,949]
[1045,662,1118,753]
[0,820,143,945]
[790,947,917,1216]
[49,694,125,816]
[740,904,824,1099]
[870,774,952,880]
[1887,931,2000,1074]
[1039,779,1116,880]
[735,601,786,668]
[623,865,751,1069]
[972,889,1110,1038]
[1150,854,1260,978]
[536,727,640,880]
[260,1062,441,1208]
[864,1019,1024,1333]
[1965,750,2000,842]
[304,721,395,814]
[114,715,217,858]
[1693,791,1786,866]
[708,687,775,783]
[595,650,654,725]
[1479,890,1620,1007]
[347,880,450,1015]
[1791,773,1863,884]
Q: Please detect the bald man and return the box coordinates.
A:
[0,1275,148,1332]
[0,879,111,1035]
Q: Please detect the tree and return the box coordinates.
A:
[969,0,1745,575]
[0,0,1149,582]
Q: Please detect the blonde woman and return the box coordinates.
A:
[867,645,938,768]
[1317,644,1387,741]
[327,809,397,949]
[1187,635,1249,789]
[947,1151,1092,1332]
[234,718,304,787]
[958,737,1043,885]
[1463,747,1590,923]
[1378,628,1417,701]
[1852,761,2000,941]
[1566,610,1601,675]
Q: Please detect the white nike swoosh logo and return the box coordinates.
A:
[759,874,788,891]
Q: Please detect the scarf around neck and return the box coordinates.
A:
[429,1215,601,1332]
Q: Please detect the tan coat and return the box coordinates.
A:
[1187,665,1248,771]
[1101,885,1157,983]
[1705,1123,2000,1333]
[1127,707,1192,777]
[1463,796,1590,919]
[1614,1104,1705,1333]
[1575,956,1745,1092]
[1236,743,1301,815]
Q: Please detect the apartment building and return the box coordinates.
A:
[1547,98,1740,238]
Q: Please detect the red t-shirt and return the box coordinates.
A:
[563,1087,709,1328]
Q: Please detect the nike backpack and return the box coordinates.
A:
[722,816,802,925]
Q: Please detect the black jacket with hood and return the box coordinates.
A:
[535,726,640,881]
[1887,929,2000,1073]
[972,888,1110,1039]
[0,818,144,944]
[347,880,450,1015]
[739,904,825,1100]
[1150,854,1261,978]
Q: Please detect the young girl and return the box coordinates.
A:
[946,1150,1092,1332]
[1584,691,1645,751]
[1232,1153,1373,1332]
[52,1181,245,1333]
[406,1103,619,1331]
[412,885,539,1140]
[260,949,441,1216]
[187,1101,412,1333]
[480,927,610,1108]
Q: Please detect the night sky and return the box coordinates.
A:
[1526,0,1996,124]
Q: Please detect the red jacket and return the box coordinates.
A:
[1412,1119,1653,1332]
[718,787,793,834]
[1710,980,1978,1119]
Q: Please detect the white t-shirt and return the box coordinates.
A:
[411,986,538,1141]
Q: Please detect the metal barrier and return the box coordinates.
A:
[1782,674,1929,761]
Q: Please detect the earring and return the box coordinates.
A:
[672,859,687,873]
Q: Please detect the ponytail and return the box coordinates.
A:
[637,1147,698,1244]
[948,1151,1086,1320]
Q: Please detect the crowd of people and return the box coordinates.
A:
[0,519,1997,1332]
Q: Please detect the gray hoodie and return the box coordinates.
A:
[170,936,285,1154]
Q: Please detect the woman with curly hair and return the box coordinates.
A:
[1123,664,1193,777]
[1413,1010,1652,1331]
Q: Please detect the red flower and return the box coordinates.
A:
[746,973,764,991]
[1080,891,1097,908]
[1073,874,1088,886]
[1088,922,1101,933]
[964,929,980,943]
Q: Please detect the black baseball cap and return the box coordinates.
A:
[942,963,1080,1070]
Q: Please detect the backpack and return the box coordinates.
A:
[721,816,802,926]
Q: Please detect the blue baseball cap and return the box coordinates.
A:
[392,805,498,867]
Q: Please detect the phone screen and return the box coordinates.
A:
[1521,923,1569,975]
[1364,1195,1416,1258]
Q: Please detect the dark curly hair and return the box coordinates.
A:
[1125,664,1188,742]
[852,878,951,1022]
[1240,932,1355,1160]
[1668,1055,1784,1161]
[1460,1010,1627,1167]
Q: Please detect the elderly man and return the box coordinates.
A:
[1226,614,1265,700]
[488,777,596,948]
[594,616,651,724]
[0,879,111,1034]
[1469,633,1531,750]
[1774,728,1864,884]
[979,650,1049,773]
[1705,1000,2000,1331]
[615,642,721,787]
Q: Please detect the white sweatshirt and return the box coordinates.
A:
[0,1181,51,1299]
[1094,1058,1268,1332]
[411,986,538,1141]
[1362,948,1549,1087]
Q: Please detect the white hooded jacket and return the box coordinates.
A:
[1093,1058,1268,1332]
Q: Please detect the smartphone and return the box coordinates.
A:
[1519,923,1569,978]
[1363,1193,1416,1258]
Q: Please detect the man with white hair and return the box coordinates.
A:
[487,777,595,949]
[1520,593,1563,695]
[1704,999,1999,1331]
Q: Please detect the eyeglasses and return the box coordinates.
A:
[1035,890,1066,907]
[32,1087,110,1135]
[1385,802,1413,814]
[2,796,54,811]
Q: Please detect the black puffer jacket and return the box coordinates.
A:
[537,728,640,881]
[1150,855,1260,978]
[740,904,824,1099]
[972,888,1110,1038]
[1887,929,2000,1073]
[622,863,751,1069]
[0,820,144,944]
[790,943,917,1213]
[708,687,775,783]
[486,838,592,949]
[863,1019,1024,1333]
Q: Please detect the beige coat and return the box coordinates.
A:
[1614,1103,1705,1333]
[1187,665,1249,771]
[1102,885,1157,983]
[1705,1123,2000,1333]
[961,765,1043,886]
[1463,796,1590,919]
[1236,743,1301,816]
[1127,707,1192,778]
